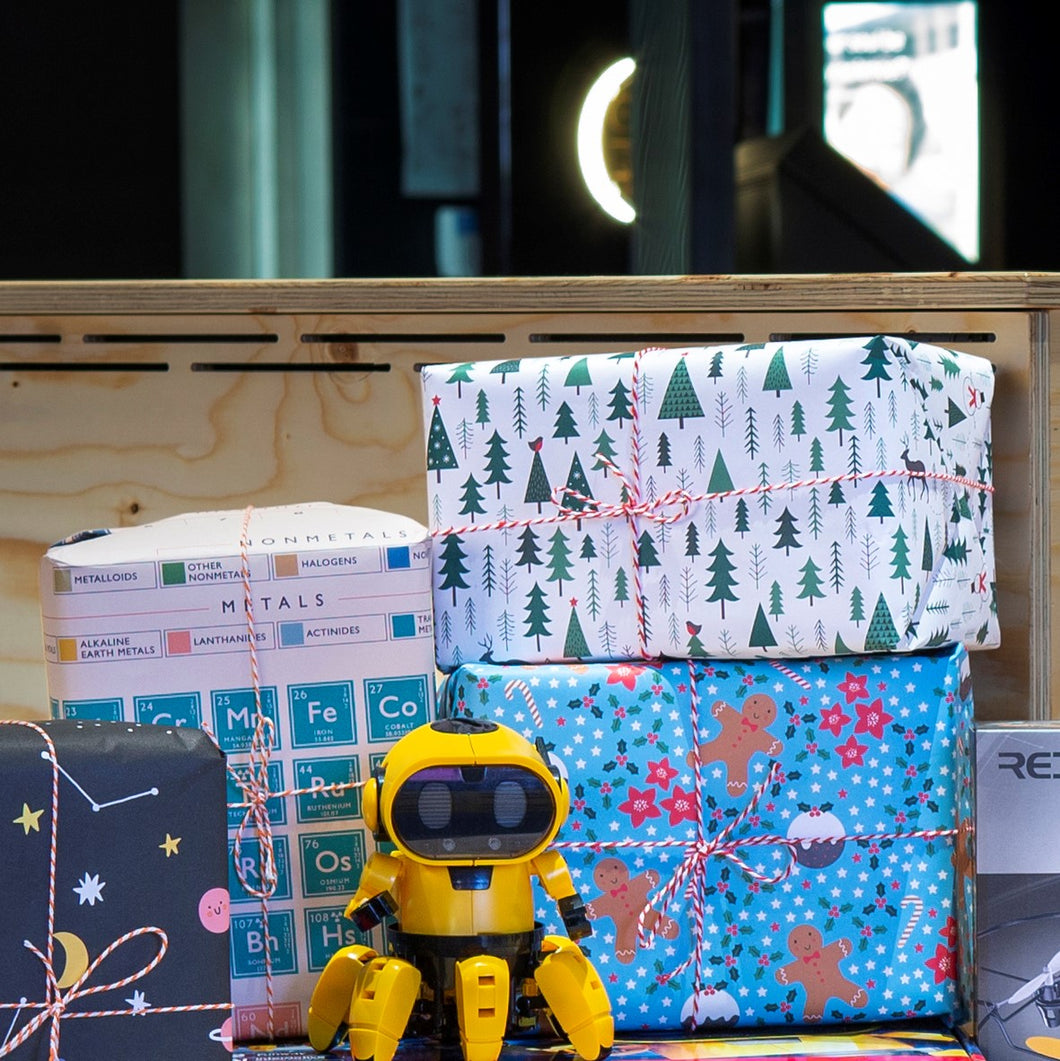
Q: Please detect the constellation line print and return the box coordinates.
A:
[39,750,158,812]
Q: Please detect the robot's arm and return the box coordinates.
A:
[344,851,402,932]
[532,849,591,941]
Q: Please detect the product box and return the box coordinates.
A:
[0,718,230,1060]
[421,337,996,669]
[38,503,437,1043]
[973,723,1060,1061]
[439,643,972,1032]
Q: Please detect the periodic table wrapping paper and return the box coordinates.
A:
[438,643,973,1032]
[38,502,437,1043]
[421,337,997,670]
[0,719,230,1060]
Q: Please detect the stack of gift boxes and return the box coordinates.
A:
[6,334,999,1057]
[421,337,994,1034]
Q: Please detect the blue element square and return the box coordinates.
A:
[279,621,305,647]
[390,612,416,640]
[385,545,411,569]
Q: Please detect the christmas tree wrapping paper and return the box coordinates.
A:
[421,337,997,670]
[438,643,972,1032]
[0,719,231,1060]
[39,503,437,1043]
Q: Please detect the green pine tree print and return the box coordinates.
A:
[483,431,512,497]
[563,600,590,657]
[524,439,551,512]
[763,347,793,396]
[458,474,486,521]
[708,450,735,493]
[868,481,895,522]
[797,555,826,605]
[658,357,704,428]
[547,528,574,594]
[564,357,592,393]
[516,525,542,570]
[706,538,739,618]
[826,377,855,446]
[446,363,474,396]
[592,429,618,476]
[607,378,634,427]
[554,401,578,443]
[860,336,893,398]
[748,604,778,650]
[437,533,470,605]
[864,593,899,650]
[523,582,551,650]
[426,397,459,482]
[773,507,802,555]
[890,524,912,590]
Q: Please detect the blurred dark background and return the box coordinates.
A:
[0,1,1049,279]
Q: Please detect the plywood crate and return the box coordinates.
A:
[0,274,1056,721]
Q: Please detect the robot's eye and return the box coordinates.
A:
[417,781,452,829]
[493,780,527,828]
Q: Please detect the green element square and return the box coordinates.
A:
[61,698,123,721]
[229,910,297,978]
[299,829,366,897]
[304,906,369,972]
[134,691,202,728]
[161,561,186,586]
[295,756,361,823]
[229,835,291,904]
[364,675,431,743]
[227,762,286,830]
[210,687,280,754]
[289,681,355,748]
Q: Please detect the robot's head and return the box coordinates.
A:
[364,717,568,864]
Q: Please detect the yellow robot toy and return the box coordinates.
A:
[307,716,613,1061]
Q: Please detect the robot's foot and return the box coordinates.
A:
[454,954,509,1061]
[307,944,380,1052]
[535,936,614,1061]
[348,956,422,1061]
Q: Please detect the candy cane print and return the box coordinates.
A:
[898,895,924,948]
[504,678,543,728]
[769,660,812,690]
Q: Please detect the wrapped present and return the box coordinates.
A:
[0,718,230,1060]
[421,337,996,668]
[438,644,972,1031]
[38,502,437,1042]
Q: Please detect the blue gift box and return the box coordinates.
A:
[438,645,972,1032]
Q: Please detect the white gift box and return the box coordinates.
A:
[422,336,997,669]
[39,502,436,1043]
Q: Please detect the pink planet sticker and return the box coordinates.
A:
[198,887,230,933]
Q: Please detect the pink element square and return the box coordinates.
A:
[167,630,192,655]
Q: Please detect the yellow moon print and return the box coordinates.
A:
[54,931,91,989]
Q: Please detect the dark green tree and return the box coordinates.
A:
[458,474,486,521]
[734,498,751,536]
[769,580,783,618]
[553,401,579,444]
[563,599,590,657]
[705,538,739,618]
[773,506,802,555]
[547,528,575,593]
[921,517,934,572]
[797,555,826,605]
[763,347,793,396]
[426,397,459,482]
[592,428,618,476]
[748,604,778,651]
[708,450,735,494]
[791,400,807,439]
[446,363,474,396]
[864,593,900,651]
[685,521,700,558]
[826,376,856,446]
[890,524,912,590]
[868,481,894,523]
[657,431,672,469]
[614,566,630,605]
[483,431,512,497]
[524,582,551,650]
[637,530,661,570]
[850,585,866,626]
[686,621,707,657]
[658,357,704,428]
[516,525,542,570]
[490,359,521,383]
[475,388,490,428]
[561,453,593,520]
[564,357,592,393]
[860,336,893,398]
[524,440,551,512]
[607,378,634,427]
[437,533,470,605]
[708,349,724,382]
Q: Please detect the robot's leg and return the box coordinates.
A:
[348,956,422,1061]
[308,944,380,1052]
[453,954,510,1061]
[534,935,614,1061]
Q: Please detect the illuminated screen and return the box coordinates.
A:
[822,2,979,261]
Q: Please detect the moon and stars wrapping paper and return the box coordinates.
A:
[438,643,973,1032]
[421,336,997,670]
[0,719,231,1060]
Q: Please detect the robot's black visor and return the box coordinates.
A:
[389,765,557,860]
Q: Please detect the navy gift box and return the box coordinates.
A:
[0,719,231,1059]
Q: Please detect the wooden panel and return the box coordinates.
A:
[0,278,1048,729]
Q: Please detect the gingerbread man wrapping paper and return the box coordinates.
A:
[438,643,973,1031]
[421,337,996,670]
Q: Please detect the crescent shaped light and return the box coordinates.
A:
[577,56,636,224]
